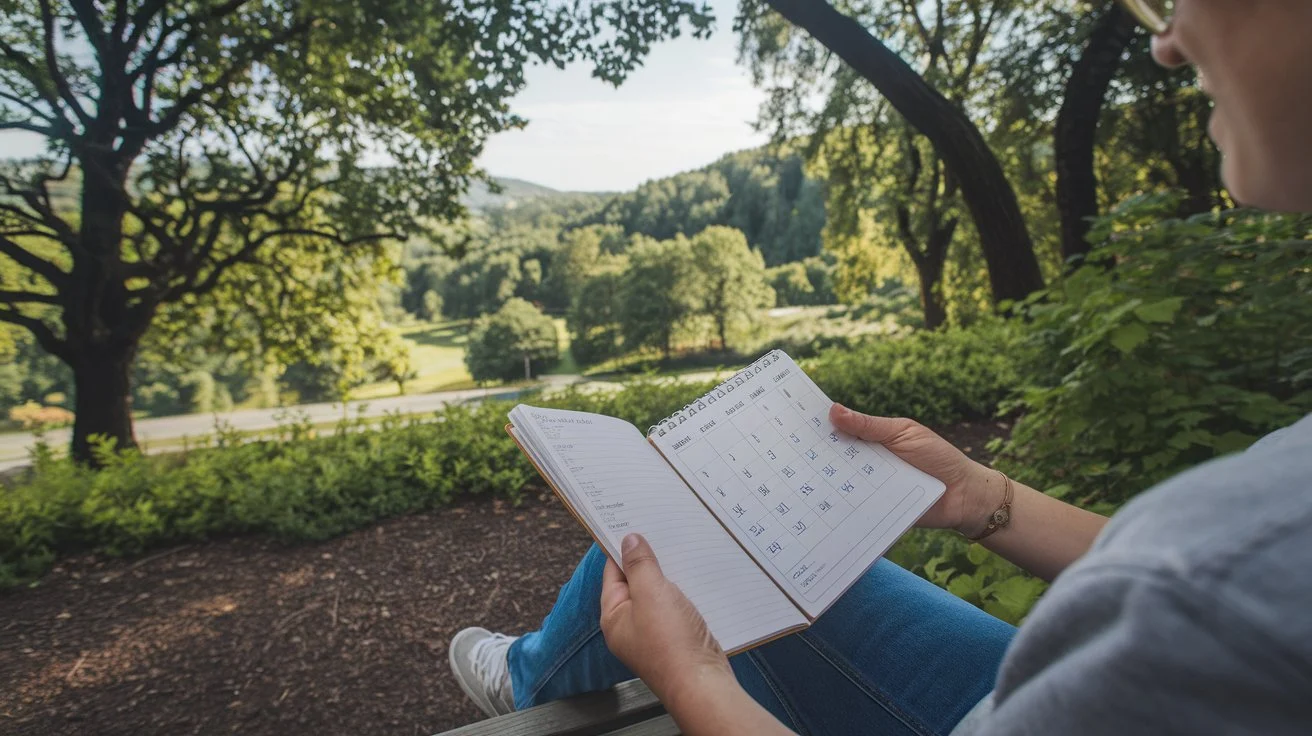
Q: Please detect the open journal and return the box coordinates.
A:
[506,349,945,654]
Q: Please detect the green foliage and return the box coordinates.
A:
[620,237,705,358]
[567,256,629,367]
[465,298,560,382]
[690,226,776,348]
[420,290,444,322]
[998,198,1312,505]
[888,531,1046,625]
[583,148,827,266]
[804,321,1023,426]
[768,256,838,307]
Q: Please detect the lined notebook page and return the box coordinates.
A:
[651,351,945,619]
[510,406,807,653]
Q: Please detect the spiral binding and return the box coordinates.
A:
[648,349,785,438]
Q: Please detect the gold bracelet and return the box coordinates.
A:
[965,470,1013,542]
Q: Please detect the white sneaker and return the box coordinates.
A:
[449,627,518,717]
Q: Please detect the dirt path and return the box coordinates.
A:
[0,420,1009,736]
[0,492,593,736]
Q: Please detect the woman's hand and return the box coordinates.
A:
[600,534,796,736]
[600,533,734,706]
[829,403,1002,538]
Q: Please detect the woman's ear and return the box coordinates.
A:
[1150,31,1188,69]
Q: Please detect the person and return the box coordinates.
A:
[449,1,1312,733]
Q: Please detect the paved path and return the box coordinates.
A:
[0,375,588,472]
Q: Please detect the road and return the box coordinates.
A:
[0,375,587,473]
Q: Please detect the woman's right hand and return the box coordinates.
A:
[829,403,1003,538]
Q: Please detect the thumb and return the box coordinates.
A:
[830,404,914,444]
[620,533,665,594]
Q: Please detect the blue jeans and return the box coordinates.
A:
[507,544,1015,735]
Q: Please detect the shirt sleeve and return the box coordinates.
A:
[975,565,1311,735]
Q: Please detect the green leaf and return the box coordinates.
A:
[1109,322,1150,354]
[984,575,1047,622]
[1134,297,1186,324]
[1214,431,1256,454]
[947,573,983,600]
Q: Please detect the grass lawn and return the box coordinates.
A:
[353,317,581,401]
[352,321,478,399]
[544,318,580,376]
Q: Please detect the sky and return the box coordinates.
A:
[0,0,766,195]
[477,0,768,192]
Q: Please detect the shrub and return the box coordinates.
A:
[803,320,1024,426]
[7,402,75,430]
[996,198,1312,506]
[0,374,716,589]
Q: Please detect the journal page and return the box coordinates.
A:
[650,351,946,619]
[509,405,808,653]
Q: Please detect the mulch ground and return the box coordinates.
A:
[0,420,1008,736]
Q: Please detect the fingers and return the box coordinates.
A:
[600,556,630,617]
[830,403,916,444]
[619,533,665,597]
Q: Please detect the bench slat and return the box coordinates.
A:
[438,679,664,736]
[603,714,680,736]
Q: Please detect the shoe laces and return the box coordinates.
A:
[470,632,516,707]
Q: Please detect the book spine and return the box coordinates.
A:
[649,349,784,438]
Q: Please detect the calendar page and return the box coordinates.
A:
[650,350,945,619]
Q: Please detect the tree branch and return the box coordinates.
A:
[0,233,68,286]
[0,39,68,121]
[0,120,56,136]
[37,0,94,127]
[66,0,110,58]
[0,307,67,360]
[145,19,311,137]
[0,289,60,305]
[0,89,59,125]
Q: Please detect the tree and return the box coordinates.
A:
[465,298,559,382]
[689,226,774,348]
[619,237,703,359]
[0,0,713,463]
[741,0,1046,304]
[420,290,443,322]
[567,255,628,367]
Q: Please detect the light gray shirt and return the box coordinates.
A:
[957,413,1312,735]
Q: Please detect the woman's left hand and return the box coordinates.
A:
[599,533,734,707]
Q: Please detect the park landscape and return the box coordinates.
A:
[1,0,1310,735]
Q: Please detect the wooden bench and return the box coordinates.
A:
[437,679,677,736]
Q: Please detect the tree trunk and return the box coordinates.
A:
[765,0,1045,304]
[1055,3,1136,263]
[63,150,153,464]
[910,219,955,331]
[71,346,138,462]
[916,266,947,330]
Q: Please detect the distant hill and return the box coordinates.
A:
[463,177,609,212]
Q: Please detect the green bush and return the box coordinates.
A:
[997,197,1312,506]
[0,375,716,589]
[804,320,1023,425]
